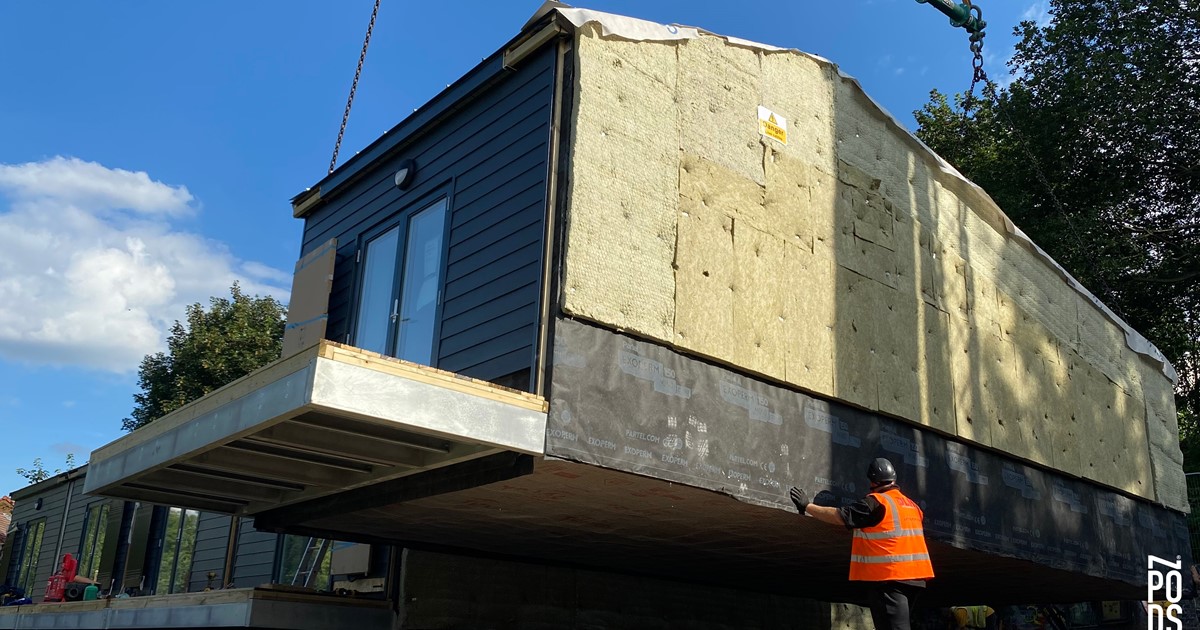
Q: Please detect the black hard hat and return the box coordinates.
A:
[867,458,897,485]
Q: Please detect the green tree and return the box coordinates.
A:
[123,283,286,432]
[16,454,77,484]
[914,0,1199,465]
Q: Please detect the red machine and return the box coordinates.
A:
[42,554,77,603]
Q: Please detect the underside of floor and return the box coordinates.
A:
[256,454,1138,607]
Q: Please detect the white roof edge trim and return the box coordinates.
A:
[526,1,1178,384]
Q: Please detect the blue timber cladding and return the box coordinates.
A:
[299,43,556,387]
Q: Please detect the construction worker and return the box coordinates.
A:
[790,457,935,630]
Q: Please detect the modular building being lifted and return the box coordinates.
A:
[71,3,1188,627]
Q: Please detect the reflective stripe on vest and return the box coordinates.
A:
[850,553,933,564]
[848,489,935,582]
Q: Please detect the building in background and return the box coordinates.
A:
[0,497,12,551]
[0,467,386,607]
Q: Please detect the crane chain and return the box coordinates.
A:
[959,0,988,137]
[329,0,383,175]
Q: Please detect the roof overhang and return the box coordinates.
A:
[290,7,569,219]
[85,342,547,515]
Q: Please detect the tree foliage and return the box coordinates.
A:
[16,454,76,484]
[123,283,286,432]
[914,0,1199,465]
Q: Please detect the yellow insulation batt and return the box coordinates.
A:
[559,22,1184,510]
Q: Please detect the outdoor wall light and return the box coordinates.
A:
[394,159,416,190]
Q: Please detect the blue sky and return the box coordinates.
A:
[0,0,1051,496]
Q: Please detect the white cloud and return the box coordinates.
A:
[0,157,194,217]
[1022,1,1053,28]
[241,260,293,286]
[0,157,290,373]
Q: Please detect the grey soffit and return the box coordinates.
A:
[0,588,392,630]
[85,344,548,516]
[287,457,1143,606]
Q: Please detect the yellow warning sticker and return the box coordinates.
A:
[758,105,788,145]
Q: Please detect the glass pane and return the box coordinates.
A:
[354,226,401,354]
[19,521,44,594]
[173,510,200,593]
[90,504,109,579]
[278,535,331,589]
[78,504,106,579]
[395,199,447,364]
[278,534,306,582]
[156,508,182,594]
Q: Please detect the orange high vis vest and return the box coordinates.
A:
[848,488,935,581]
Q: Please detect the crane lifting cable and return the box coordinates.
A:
[915,0,988,104]
[913,2,1108,304]
[329,0,383,175]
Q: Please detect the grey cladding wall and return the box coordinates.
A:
[187,512,233,592]
[4,476,80,600]
[230,517,277,588]
[300,44,557,389]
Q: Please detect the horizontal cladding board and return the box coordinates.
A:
[449,141,549,211]
[443,274,539,323]
[440,323,539,359]
[447,222,545,280]
[450,188,544,249]
[444,244,542,300]
[440,346,534,382]
[440,299,539,342]
[306,111,549,257]
[441,277,539,330]
[420,67,554,164]
[301,52,555,253]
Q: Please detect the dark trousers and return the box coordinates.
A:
[866,582,922,630]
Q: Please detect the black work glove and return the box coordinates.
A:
[789,487,810,514]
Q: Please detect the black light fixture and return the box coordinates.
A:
[394,159,416,190]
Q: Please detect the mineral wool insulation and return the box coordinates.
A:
[556,12,1186,510]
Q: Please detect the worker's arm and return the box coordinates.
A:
[803,504,847,526]
[790,487,850,527]
[790,486,885,530]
